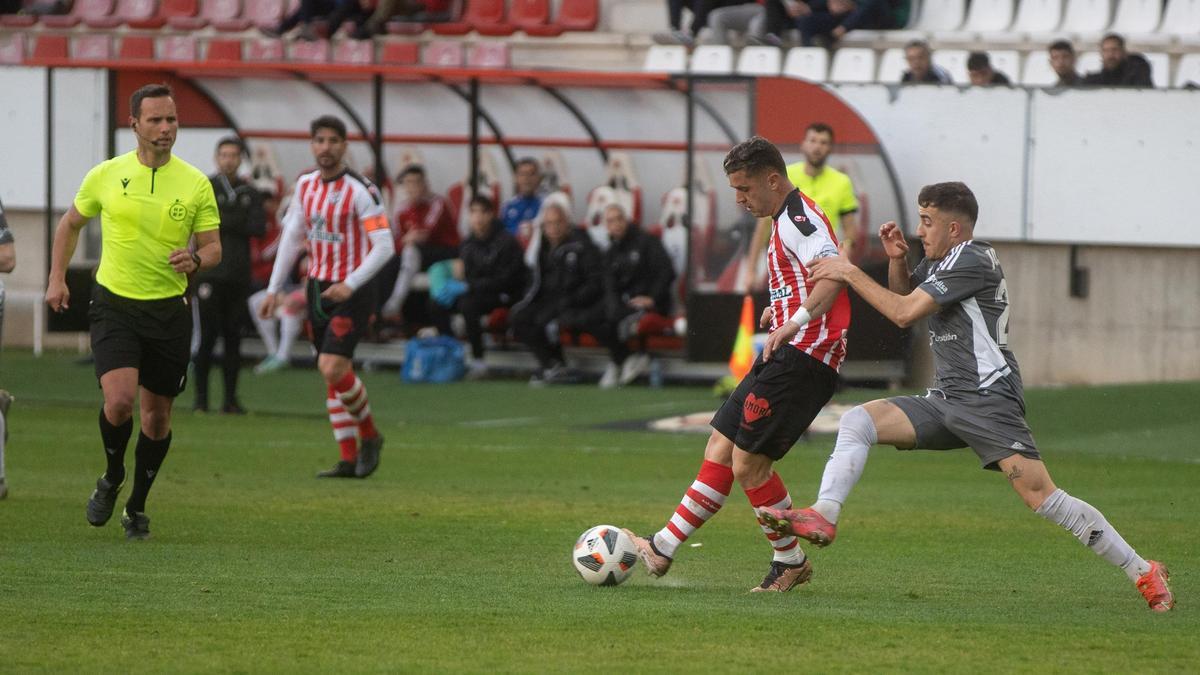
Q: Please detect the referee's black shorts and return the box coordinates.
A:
[711,344,837,461]
[306,278,376,358]
[89,284,192,397]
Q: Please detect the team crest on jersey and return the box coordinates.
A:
[328,191,342,205]
[793,214,808,224]
[769,286,793,302]
[168,200,187,222]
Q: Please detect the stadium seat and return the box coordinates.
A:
[289,39,330,63]
[159,35,197,62]
[217,0,284,31]
[914,0,966,31]
[0,33,26,65]
[169,0,240,30]
[118,35,155,60]
[1143,51,1169,87]
[643,45,686,73]
[989,49,1021,80]
[127,0,197,29]
[1059,0,1113,35]
[830,47,877,83]
[333,39,374,64]
[936,0,1013,41]
[73,34,113,60]
[380,41,420,65]
[1108,0,1161,35]
[1020,50,1059,84]
[556,0,598,31]
[87,0,157,28]
[875,47,906,82]
[385,20,428,35]
[690,45,734,74]
[0,10,37,27]
[433,0,509,35]
[245,38,285,61]
[1010,0,1065,33]
[1174,53,1200,87]
[932,49,969,82]
[783,47,828,81]
[508,0,551,32]
[33,34,68,59]
[466,42,510,67]
[1076,50,1101,73]
[205,39,243,62]
[41,0,113,28]
[424,41,464,66]
[1161,0,1200,38]
[737,46,782,75]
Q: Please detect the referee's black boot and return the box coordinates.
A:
[121,508,151,540]
[86,476,123,526]
[317,460,357,479]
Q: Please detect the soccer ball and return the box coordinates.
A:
[573,525,638,586]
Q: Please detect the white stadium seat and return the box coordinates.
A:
[690,45,734,74]
[1076,50,1102,73]
[1109,0,1162,34]
[1160,0,1200,37]
[1060,0,1113,34]
[915,0,967,31]
[737,46,782,76]
[989,50,1021,81]
[963,0,1016,31]
[876,47,908,83]
[1143,51,1169,88]
[783,47,829,81]
[1020,50,1059,85]
[1011,0,1065,33]
[643,45,686,73]
[933,49,970,83]
[1174,53,1200,87]
[829,48,877,83]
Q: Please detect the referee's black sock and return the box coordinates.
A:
[99,407,133,485]
[125,431,171,514]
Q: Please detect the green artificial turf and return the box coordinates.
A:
[0,350,1196,673]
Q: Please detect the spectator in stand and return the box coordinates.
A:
[1049,40,1082,87]
[192,137,266,415]
[795,0,895,47]
[699,1,767,45]
[510,199,602,386]
[966,51,1012,86]
[655,0,756,46]
[353,0,453,37]
[428,195,526,379]
[1083,33,1153,88]
[785,122,860,257]
[901,40,952,84]
[266,0,372,41]
[380,164,460,322]
[593,204,676,389]
[501,158,544,243]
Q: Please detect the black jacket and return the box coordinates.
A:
[1082,54,1153,87]
[199,173,266,284]
[461,221,526,303]
[603,224,676,315]
[521,229,602,310]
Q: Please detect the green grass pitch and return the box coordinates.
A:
[0,350,1196,672]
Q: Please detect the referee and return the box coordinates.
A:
[45,83,222,540]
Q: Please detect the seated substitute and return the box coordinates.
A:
[380,164,460,322]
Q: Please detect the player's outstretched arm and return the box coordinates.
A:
[810,256,937,329]
[45,206,89,312]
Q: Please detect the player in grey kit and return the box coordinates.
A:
[759,182,1175,612]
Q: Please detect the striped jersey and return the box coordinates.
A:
[912,240,1024,402]
[281,169,388,283]
[767,189,852,370]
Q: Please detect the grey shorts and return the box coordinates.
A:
[888,389,1040,471]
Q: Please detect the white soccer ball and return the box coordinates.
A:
[572,525,638,586]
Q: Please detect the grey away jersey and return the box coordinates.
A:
[0,197,12,245]
[911,240,1024,403]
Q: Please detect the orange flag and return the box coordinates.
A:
[727,295,755,380]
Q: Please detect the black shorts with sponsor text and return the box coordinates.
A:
[89,284,192,397]
[711,344,837,461]
[306,278,376,358]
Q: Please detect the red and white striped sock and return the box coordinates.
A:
[651,460,734,559]
[332,371,380,440]
[745,472,805,565]
[326,389,358,461]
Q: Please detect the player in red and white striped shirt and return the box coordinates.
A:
[259,115,395,479]
[623,136,850,592]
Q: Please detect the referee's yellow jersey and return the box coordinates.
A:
[75,151,220,300]
[785,163,859,238]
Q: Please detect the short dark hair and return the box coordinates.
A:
[310,115,347,140]
[917,182,978,226]
[805,122,835,142]
[215,135,246,155]
[905,39,931,54]
[1102,33,1126,49]
[966,51,991,72]
[130,83,173,119]
[1049,39,1075,54]
[469,194,495,212]
[514,157,540,173]
[723,136,787,177]
[398,164,426,180]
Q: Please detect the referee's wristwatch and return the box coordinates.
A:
[190,252,202,272]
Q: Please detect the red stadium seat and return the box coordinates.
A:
[432,0,508,35]
[159,35,197,61]
[128,0,197,29]
[86,0,155,28]
[214,0,283,31]
[0,33,27,65]
[205,38,243,62]
[288,39,329,63]
[118,35,155,60]
[73,34,114,60]
[557,0,597,31]
[332,39,374,64]
[171,0,235,30]
[245,38,284,61]
[380,41,420,65]
[41,0,113,28]
[423,41,463,66]
[385,20,427,35]
[508,0,550,31]
[0,11,37,27]
[33,34,68,59]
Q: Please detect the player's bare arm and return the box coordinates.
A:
[810,256,937,328]
[168,229,222,275]
[45,205,91,312]
[761,277,845,362]
[879,221,912,294]
[0,241,14,273]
